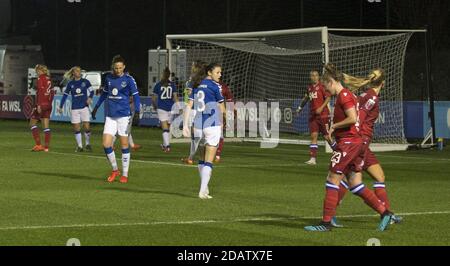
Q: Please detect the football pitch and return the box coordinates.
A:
[1,119,449,246]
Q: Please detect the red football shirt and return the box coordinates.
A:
[219,82,234,102]
[36,74,54,107]
[333,88,360,140]
[358,88,379,140]
[308,82,330,117]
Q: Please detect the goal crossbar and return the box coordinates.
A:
[166,27,327,40]
[329,28,427,33]
[166,27,427,41]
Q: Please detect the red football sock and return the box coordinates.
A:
[44,128,51,149]
[323,182,340,223]
[216,138,224,156]
[338,181,349,205]
[310,144,318,158]
[31,126,41,145]
[374,183,391,210]
[352,184,386,215]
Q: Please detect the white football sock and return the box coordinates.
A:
[105,148,118,171]
[200,164,213,194]
[163,130,170,147]
[122,149,131,177]
[75,132,82,148]
[84,131,91,145]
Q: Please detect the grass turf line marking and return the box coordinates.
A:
[49,151,197,168]
[34,151,445,169]
[0,210,448,231]
[1,143,448,163]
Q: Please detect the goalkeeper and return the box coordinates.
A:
[297,70,332,165]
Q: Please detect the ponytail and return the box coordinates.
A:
[343,68,385,92]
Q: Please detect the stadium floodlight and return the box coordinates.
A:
[166,27,429,152]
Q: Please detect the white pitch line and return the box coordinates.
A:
[48,151,196,168]
[2,143,448,164]
[41,151,446,170]
[0,210,449,231]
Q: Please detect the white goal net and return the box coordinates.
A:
[166,27,415,150]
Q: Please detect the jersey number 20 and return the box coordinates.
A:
[161,86,173,100]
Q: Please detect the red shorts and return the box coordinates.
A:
[362,148,379,170]
[361,136,379,170]
[31,106,52,120]
[343,137,380,175]
[309,115,329,136]
[329,138,364,175]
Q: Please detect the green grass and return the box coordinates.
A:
[1,119,449,246]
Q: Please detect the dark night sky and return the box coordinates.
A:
[1,0,449,99]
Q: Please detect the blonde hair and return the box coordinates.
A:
[63,66,81,81]
[35,64,50,77]
[343,68,385,92]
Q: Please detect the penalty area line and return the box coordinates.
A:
[49,151,196,168]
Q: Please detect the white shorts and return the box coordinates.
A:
[157,109,173,123]
[103,116,131,137]
[71,107,90,124]
[194,126,222,147]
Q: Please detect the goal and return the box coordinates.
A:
[166,27,424,151]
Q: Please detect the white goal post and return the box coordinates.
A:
[166,27,427,152]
